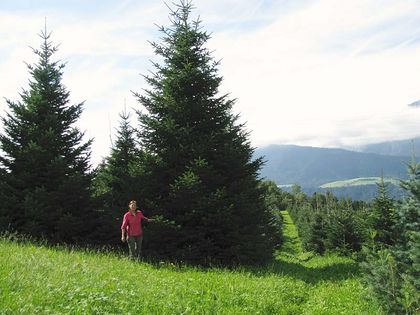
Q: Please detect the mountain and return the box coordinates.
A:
[303,184,405,201]
[408,99,420,108]
[255,144,409,188]
[352,137,420,157]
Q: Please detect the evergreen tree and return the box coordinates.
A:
[362,162,420,314]
[0,166,13,229]
[259,180,285,213]
[393,162,420,313]
[324,204,363,254]
[306,210,326,254]
[0,28,93,243]
[92,109,142,245]
[370,176,395,246]
[135,1,280,265]
[93,109,140,208]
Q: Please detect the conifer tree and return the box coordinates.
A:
[0,28,93,243]
[362,162,420,314]
[135,1,279,265]
[370,176,395,246]
[92,109,142,244]
[94,109,140,208]
[393,162,420,313]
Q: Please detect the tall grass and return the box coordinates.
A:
[0,213,384,314]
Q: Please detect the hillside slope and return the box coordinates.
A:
[255,144,409,187]
[0,227,383,314]
[354,137,420,157]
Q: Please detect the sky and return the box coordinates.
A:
[1,0,420,166]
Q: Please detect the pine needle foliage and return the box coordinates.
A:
[92,109,143,245]
[362,162,420,314]
[134,1,280,266]
[0,28,93,243]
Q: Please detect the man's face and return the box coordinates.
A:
[129,202,136,211]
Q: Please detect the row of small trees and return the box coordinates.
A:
[0,1,281,266]
[361,164,419,314]
[282,171,419,314]
[287,186,368,255]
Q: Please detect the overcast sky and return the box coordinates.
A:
[1,0,420,165]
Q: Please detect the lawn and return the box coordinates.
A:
[0,212,383,314]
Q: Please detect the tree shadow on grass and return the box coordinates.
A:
[139,251,361,286]
[248,257,361,285]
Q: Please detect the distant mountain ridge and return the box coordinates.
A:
[408,100,420,108]
[351,137,420,157]
[255,144,409,188]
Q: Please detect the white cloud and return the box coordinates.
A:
[207,0,420,148]
[1,0,420,166]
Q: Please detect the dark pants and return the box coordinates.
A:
[127,236,143,259]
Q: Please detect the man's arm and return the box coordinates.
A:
[141,212,154,222]
[121,229,126,242]
[121,214,128,242]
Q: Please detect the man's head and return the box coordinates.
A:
[129,200,137,212]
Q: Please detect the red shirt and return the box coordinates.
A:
[121,210,149,237]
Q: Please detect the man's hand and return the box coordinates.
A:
[121,236,126,242]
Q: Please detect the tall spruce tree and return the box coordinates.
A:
[92,109,142,245]
[135,1,280,265]
[0,28,93,243]
[93,109,140,208]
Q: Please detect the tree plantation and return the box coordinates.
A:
[0,1,418,314]
[0,2,280,266]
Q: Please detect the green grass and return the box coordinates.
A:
[0,214,384,314]
[320,177,400,188]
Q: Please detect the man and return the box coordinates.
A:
[121,200,154,260]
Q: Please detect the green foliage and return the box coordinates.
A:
[362,161,420,314]
[91,110,143,246]
[361,248,400,313]
[259,180,284,248]
[134,1,279,265]
[287,188,368,255]
[323,199,364,255]
[369,176,396,246]
[393,161,420,313]
[0,29,93,243]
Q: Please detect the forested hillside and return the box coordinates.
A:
[256,144,409,187]
[354,137,420,156]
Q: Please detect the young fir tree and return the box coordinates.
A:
[306,210,326,254]
[324,199,363,254]
[362,162,420,314]
[0,29,93,243]
[370,176,395,246]
[92,109,142,245]
[135,1,280,265]
[392,161,420,313]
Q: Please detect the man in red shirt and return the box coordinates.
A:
[121,200,154,260]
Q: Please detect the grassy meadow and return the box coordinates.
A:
[0,211,384,314]
[320,177,400,188]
